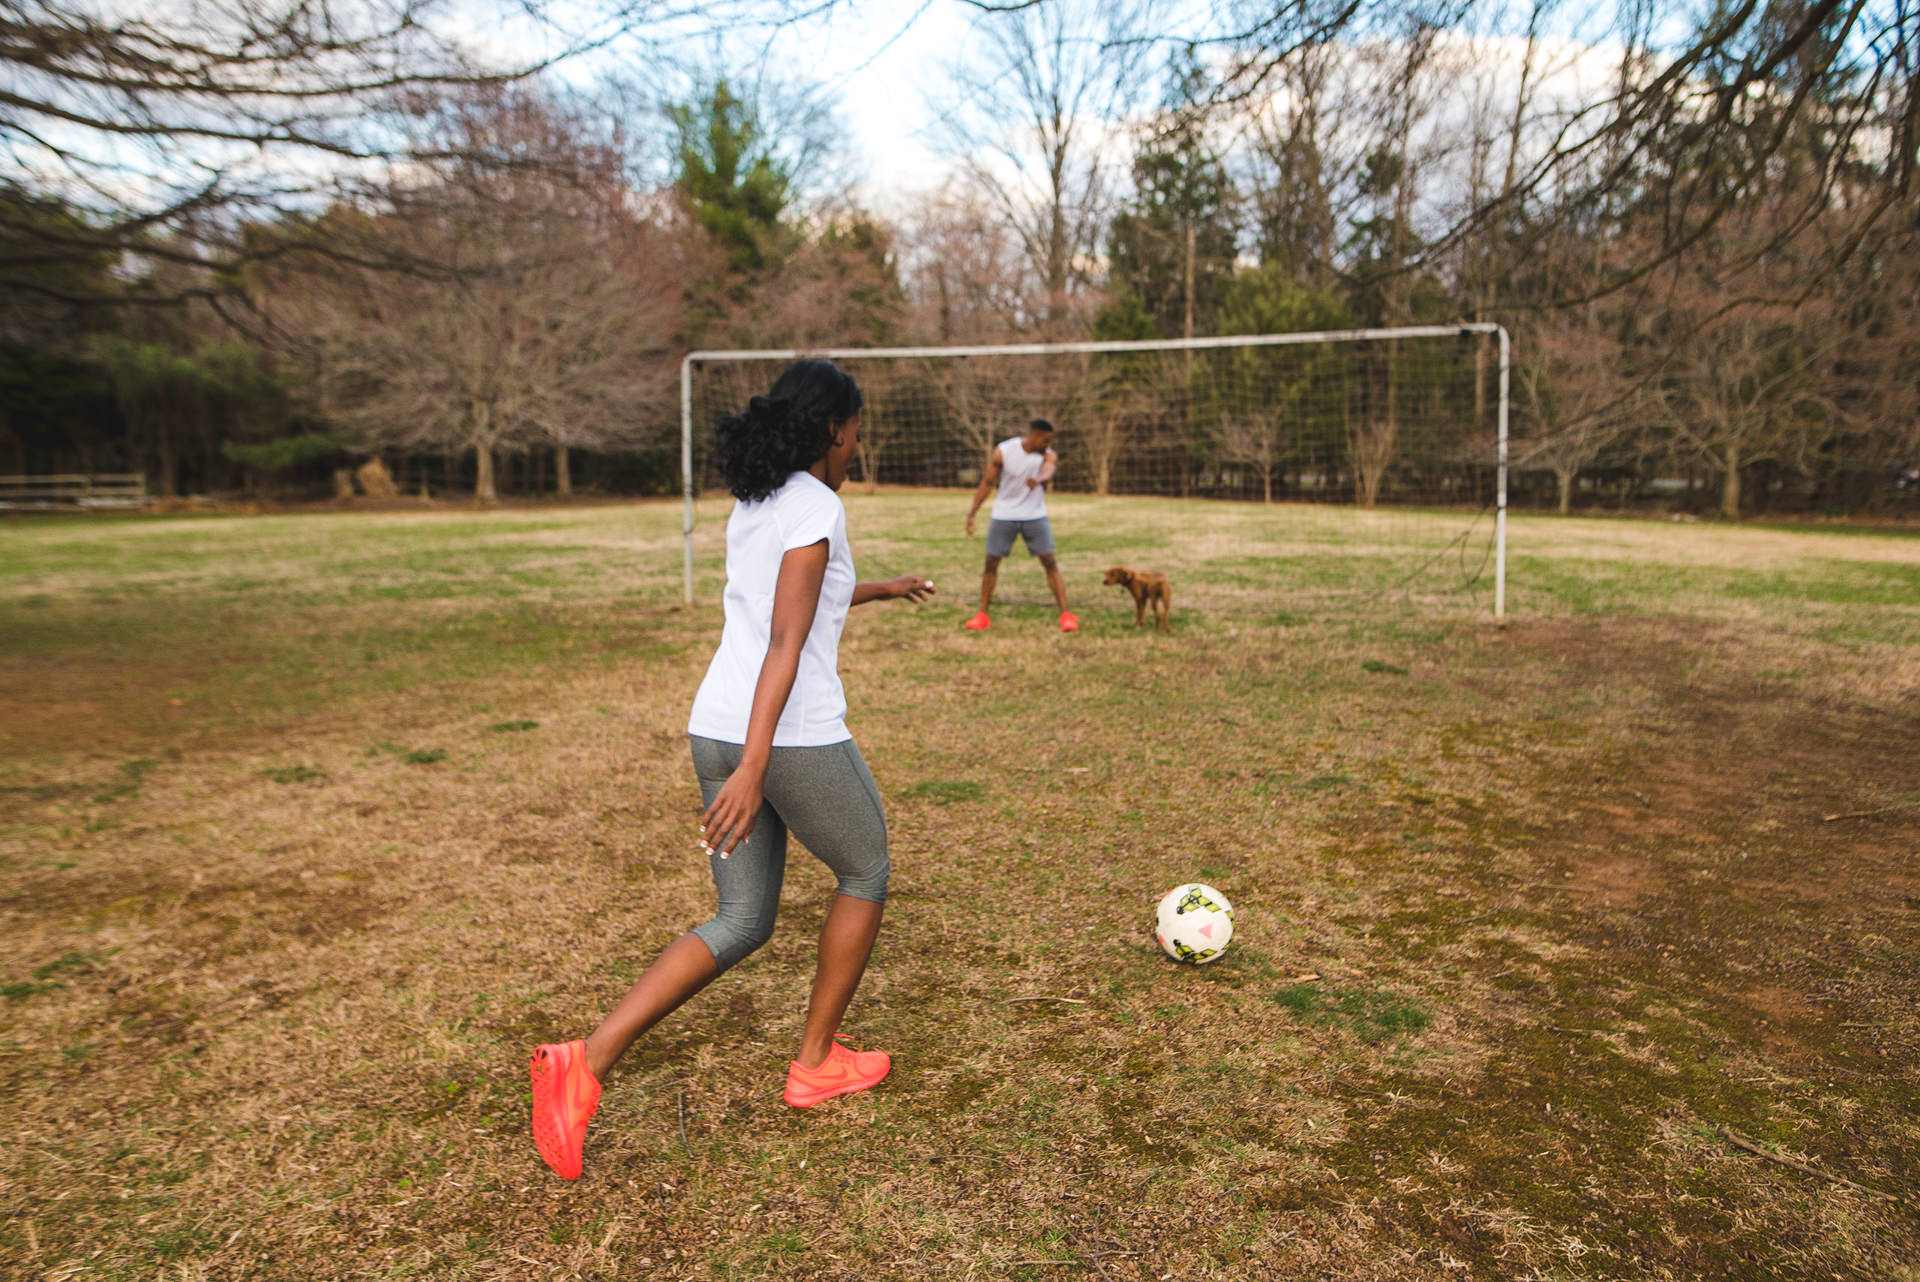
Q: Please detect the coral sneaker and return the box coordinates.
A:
[962,611,991,631]
[529,1040,601,1181]
[784,1038,891,1109]
[1059,611,1080,633]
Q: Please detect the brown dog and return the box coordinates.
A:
[1103,566,1172,633]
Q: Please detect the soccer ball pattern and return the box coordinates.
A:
[1154,882,1234,964]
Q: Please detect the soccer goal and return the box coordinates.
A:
[680,326,1511,619]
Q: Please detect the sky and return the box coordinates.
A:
[9,0,1681,230]
[605,0,1645,217]
[771,3,975,197]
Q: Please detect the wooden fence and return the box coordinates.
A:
[0,474,150,509]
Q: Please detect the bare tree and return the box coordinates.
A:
[261,90,685,501]
[732,212,903,350]
[1066,352,1173,495]
[1665,302,1837,520]
[1197,0,1912,311]
[931,0,1150,334]
[1217,404,1287,501]
[1076,383,1135,497]
[1515,304,1645,513]
[1346,399,1396,509]
[0,0,844,296]
[899,184,1036,344]
[1242,36,1345,285]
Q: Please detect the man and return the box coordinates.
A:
[962,418,1077,632]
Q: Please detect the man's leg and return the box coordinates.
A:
[978,555,1002,612]
[1038,553,1068,612]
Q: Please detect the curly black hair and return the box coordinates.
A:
[713,360,865,502]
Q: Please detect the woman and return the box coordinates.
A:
[529,359,933,1182]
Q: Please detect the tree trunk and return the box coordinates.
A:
[1045,172,1069,333]
[1557,468,1575,515]
[156,419,177,497]
[1473,331,1487,428]
[555,445,572,498]
[1183,220,1196,381]
[1263,468,1272,504]
[475,444,497,503]
[1721,444,1741,519]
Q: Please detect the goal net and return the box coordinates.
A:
[681,327,1510,618]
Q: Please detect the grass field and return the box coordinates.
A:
[2,492,1917,1281]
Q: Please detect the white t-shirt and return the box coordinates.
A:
[688,471,856,747]
[990,436,1050,521]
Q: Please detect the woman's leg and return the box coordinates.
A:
[797,894,884,1068]
[582,935,718,1079]
[760,739,891,1069]
[583,738,789,1078]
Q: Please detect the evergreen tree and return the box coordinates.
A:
[669,82,793,278]
[1101,116,1239,341]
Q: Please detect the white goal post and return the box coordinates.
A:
[680,325,1510,619]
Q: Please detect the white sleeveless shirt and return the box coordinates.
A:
[687,471,855,747]
[990,436,1049,521]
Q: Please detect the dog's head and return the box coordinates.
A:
[1103,566,1132,586]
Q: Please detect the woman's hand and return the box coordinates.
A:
[701,766,764,859]
[853,575,937,606]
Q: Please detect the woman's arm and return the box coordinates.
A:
[852,576,936,606]
[700,539,828,859]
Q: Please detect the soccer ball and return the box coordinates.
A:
[1154,883,1234,964]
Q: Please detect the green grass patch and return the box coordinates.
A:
[1271,983,1433,1043]
[32,952,98,980]
[91,758,159,804]
[261,764,327,784]
[487,719,539,733]
[900,779,986,804]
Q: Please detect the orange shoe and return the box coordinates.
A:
[962,611,991,631]
[784,1037,891,1108]
[1059,611,1080,633]
[529,1039,601,1180]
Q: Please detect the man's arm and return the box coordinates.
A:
[1027,447,1058,489]
[965,448,1003,536]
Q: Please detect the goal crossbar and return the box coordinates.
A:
[680,325,1511,618]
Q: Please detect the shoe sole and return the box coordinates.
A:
[530,1045,595,1180]
[784,1079,886,1108]
[784,1063,891,1109]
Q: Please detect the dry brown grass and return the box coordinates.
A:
[1,496,1916,1281]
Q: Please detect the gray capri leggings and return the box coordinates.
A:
[688,735,890,973]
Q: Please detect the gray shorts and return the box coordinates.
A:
[688,735,889,972]
[986,517,1055,558]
